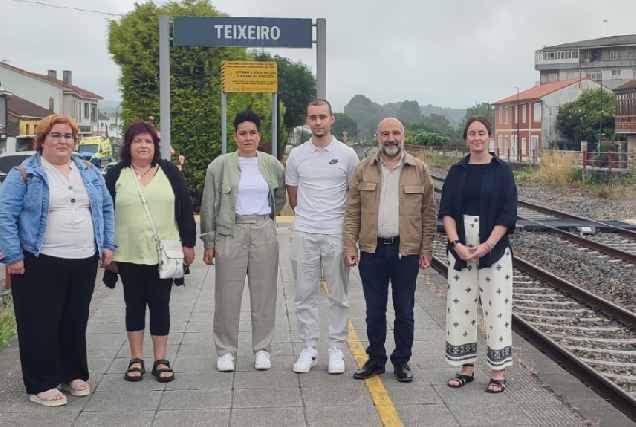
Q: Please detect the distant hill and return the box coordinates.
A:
[420,104,466,127]
[98,100,121,115]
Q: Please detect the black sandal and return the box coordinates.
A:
[152,359,175,383]
[448,363,475,388]
[486,378,506,393]
[124,358,145,382]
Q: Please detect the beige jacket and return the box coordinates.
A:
[343,151,437,257]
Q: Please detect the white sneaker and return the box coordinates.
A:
[327,347,345,374]
[254,350,271,370]
[216,353,235,372]
[293,347,318,373]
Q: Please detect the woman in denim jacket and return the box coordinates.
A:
[0,114,115,407]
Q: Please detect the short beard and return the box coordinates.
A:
[381,143,402,158]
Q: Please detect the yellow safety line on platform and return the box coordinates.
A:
[321,280,404,427]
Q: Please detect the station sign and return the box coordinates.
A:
[221,61,278,93]
[173,17,312,48]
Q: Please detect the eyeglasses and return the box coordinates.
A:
[49,132,75,141]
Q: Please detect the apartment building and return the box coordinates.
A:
[535,34,636,90]
[492,78,602,159]
[614,77,636,152]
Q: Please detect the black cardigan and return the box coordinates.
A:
[438,155,517,271]
[103,159,196,287]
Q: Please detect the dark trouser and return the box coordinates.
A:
[118,263,173,336]
[11,251,98,395]
[358,241,419,366]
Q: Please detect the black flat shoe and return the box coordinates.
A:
[394,363,413,383]
[152,359,175,383]
[124,358,145,382]
[353,359,385,379]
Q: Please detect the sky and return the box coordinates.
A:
[1,0,636,112]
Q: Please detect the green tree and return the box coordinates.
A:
[556,88,615,142]
[453,102,493,144]
[396,100,422,124]
[344,95,384,141]
[109,0,278,209]
[332,113,358,141]
[252,51,316,135]
[405,131,449,146]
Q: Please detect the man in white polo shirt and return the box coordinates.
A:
[286,99,359,374]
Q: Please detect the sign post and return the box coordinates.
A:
[159,16,324,160]
[220,61,278,156]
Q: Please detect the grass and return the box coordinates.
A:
[414,148,462,169]
[513,150,636,202]
[0,294,16,348]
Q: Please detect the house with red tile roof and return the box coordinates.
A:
[0,62,102,137]
[614,78,636,153]
[6,94,54,136]
[491,78,603,161]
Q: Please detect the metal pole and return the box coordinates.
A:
[159,15,171,160]
[516,87,520,161]
[315,18,326,99]
[221,92,227,154]
[599,70,603,155]
[271,93,278,159]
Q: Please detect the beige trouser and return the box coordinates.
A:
[445,215,514,370]
[213,215,279,356]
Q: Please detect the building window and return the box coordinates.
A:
[504,136,508,152]
[534,103,541,122]
[49,97,54,111]
[498,107,502,124]
[522,105,527,123]
[609,50,622,60]
[84,103,90,119]
[522,138,527,155]
[498,136,502,150]
[505,106,508,124]
[90,104,97,122]
[26,124,30,135]
[586,71,601,81]
[515,106,518,124]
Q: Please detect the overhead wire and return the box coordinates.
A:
[9,0,123,17]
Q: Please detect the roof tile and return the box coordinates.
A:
[493,78,599,105]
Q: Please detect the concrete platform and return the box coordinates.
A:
[0,225,633,426]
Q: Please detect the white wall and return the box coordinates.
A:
[541,79,602,143]
[0,65,62,113]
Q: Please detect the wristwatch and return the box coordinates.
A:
[450,240,460,247]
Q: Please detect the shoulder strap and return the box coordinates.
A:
[130,167,161,246]
[82,160,93,169]
[18,165,27,185]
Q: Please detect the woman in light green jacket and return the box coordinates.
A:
[200,110,286,372]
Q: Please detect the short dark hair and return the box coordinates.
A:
[120,120,161,166]
[307,98,332,116]
[233,110,261,132]
[462,116,492,139]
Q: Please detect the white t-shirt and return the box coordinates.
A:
[235,156,271,216]
[39,157,96,258]
[285,137,359,234]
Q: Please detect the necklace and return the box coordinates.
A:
[132,165,152,180]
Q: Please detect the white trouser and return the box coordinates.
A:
[290,230,350,349]
[445,215,513,370]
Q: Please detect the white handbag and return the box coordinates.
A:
[131,168,184,280]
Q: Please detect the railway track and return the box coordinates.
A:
[430,236,636,422]
[430,175,636,265]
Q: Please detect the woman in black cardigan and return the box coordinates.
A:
[438,116,517,393]
[104,121,196,383]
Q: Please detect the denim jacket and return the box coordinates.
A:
[0,152,116,264]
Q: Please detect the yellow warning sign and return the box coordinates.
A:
[221,61,278,93]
